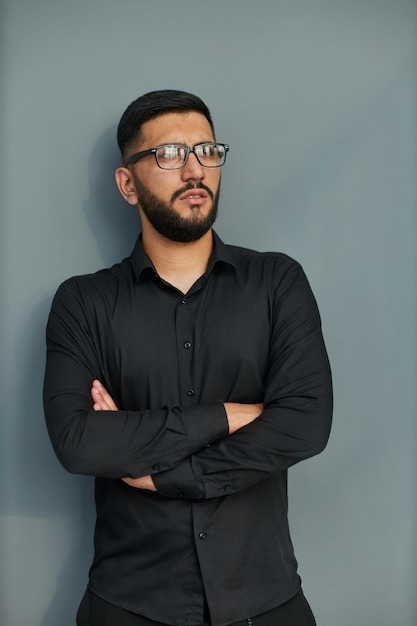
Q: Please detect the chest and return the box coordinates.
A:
[93,274,273,407]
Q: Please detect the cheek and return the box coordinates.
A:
[206,171,221,192]
[144,171,180,200]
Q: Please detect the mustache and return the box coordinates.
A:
[171,182,214,203]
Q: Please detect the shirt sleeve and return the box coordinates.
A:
[153,262,333,499]
[43,280,228,479]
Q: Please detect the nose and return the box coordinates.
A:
[181,151,205,182]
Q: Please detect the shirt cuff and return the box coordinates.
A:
[153,403,228,499]
[153,458,204,499]
[183,403,228,451]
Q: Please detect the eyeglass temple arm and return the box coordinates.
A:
[123,148,155,167]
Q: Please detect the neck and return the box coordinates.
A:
[141,226,214,294]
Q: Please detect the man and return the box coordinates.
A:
[44,89,332,626]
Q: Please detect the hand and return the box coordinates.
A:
[91,379,118,411]
[223,402,264,434]
[91,380,156,491]
[122,475,157,491]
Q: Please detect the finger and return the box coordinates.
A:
[91,380,118,411]
[91,387,109,411]
[91,383,106,410]
[91,387,114,411]
[122,476,157,491]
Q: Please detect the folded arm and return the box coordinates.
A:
[43,280,230,479]
[94,263,332,498]
[90,380,263,491]
[152,263,333,499]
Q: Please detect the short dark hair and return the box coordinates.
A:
[117,89,215,158]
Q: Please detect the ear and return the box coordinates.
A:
[115,167,139,206]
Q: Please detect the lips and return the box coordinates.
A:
[176,188,210,207]
[171,183,214,204]
[179,189,208,202]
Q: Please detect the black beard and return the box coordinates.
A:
[133,177,220,243]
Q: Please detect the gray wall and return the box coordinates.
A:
[1,1,416,625]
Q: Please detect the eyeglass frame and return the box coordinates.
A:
[123,142,229,169]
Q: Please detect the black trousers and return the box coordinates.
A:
[76,588,316,626]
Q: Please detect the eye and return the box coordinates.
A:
[199,144,216,157]
[159,146,182,159]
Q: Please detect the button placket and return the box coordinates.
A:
[175,296,197,403]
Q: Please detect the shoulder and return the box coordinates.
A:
[226,242,297,265]
[223,241,303,279]
[52,256,132,309]
[221,241,316,304]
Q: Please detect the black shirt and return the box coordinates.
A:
[43,232,332,626]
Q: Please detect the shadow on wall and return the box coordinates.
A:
[40,129,142,624]
[83,124,140,268]
[4,127,141,520]
[39,128,142,624]
[1,128,143,625]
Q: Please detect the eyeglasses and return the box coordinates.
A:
[124,142,229,170]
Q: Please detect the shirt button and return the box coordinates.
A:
[199,532,207,540]
[181,298,188,304]
[184,341,192,349]
[186,389,195,397]
[152,464,160,472]
[224,485,233,493]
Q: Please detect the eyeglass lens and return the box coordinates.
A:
[156,144,226,169]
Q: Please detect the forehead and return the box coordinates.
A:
[139,111,215,147]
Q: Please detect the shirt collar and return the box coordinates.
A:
[129,230,237,282]
[129,234,155,281]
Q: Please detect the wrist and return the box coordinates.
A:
[224,402,263,434]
